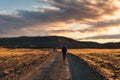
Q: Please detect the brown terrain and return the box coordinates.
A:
[0,48,119,80]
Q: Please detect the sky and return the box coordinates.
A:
[0,0,120,43]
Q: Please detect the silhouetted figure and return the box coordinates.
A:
[62,45,67,61]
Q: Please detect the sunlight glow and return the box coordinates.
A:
[107,26,120,35]
[102,11,120,20]
[114,0,120,8]
[69,23,91,30]
[80,39,120,43]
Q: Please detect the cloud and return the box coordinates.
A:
[0,0,120,42]
[48,29,76,34]
[33,5,60,11]
[75,19,120,34]
[0,14,35,35]
[80,34,120,39]
[17,0,119,23]
[92,19,120,28]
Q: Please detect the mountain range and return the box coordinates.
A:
[0,36,120,48]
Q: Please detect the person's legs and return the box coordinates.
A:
[62,52,66,61]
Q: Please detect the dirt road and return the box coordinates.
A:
[20,52,106,80]
[20,52,70,80]
[67,54,106,80]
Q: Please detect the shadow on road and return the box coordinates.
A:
[67,53,106,80]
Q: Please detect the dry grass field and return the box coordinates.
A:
[0,48,120,80]
[68,49,120,80]
[0,48,51,80]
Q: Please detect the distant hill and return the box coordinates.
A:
[102,42,120,48]
[0,36,119,48]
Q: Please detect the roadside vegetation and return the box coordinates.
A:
[68,49,120,80]
[0,48,51,80]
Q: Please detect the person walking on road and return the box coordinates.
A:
[62,45,67,61]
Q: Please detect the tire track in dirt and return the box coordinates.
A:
[20,52,71,80]
[67,53,106,80]
[20,52,106,80]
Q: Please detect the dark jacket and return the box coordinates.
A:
[62,46,67,53]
